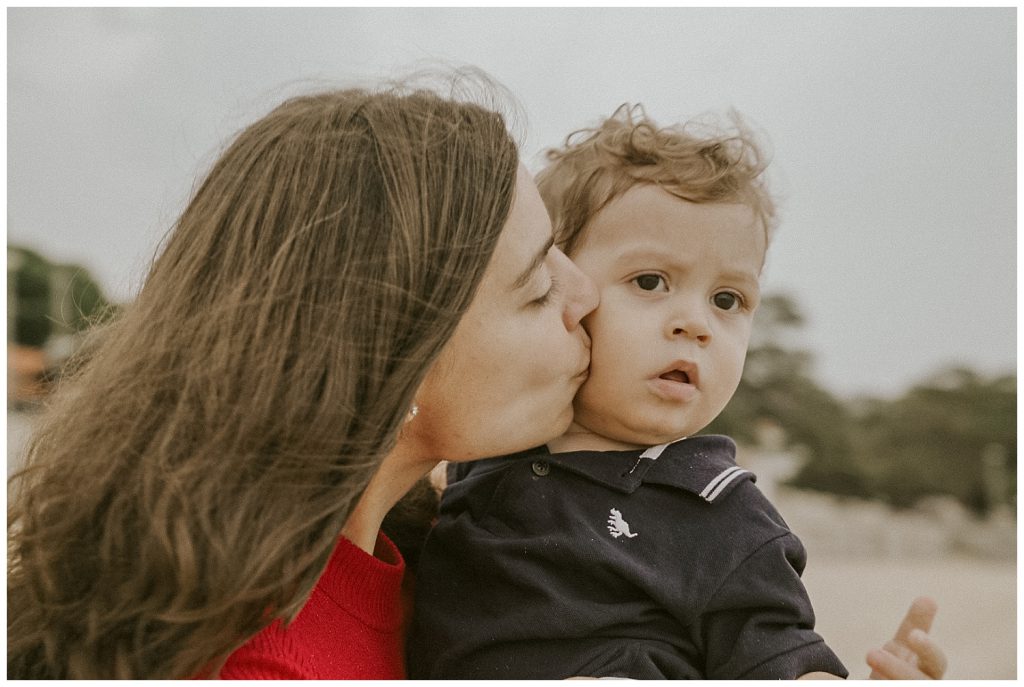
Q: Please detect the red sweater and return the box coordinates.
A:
[218,533,408,679]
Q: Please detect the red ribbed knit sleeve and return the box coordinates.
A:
[217,532,407,679]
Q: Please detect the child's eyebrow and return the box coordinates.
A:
[613,247,691,272]
[511,236,554,291]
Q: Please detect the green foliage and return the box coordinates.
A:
[10,247,54,346]
[704,294,1015,513]
[8,245,114,348]
[54,263,115,331]
[704,293,870,497]
[851,369,1016,514]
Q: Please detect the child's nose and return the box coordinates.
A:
[668,307,711,345]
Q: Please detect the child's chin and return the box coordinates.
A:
[638,417,701,441]
[645,432,690,446]
[618,426,692,448]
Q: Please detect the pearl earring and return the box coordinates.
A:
[405,403,419,423]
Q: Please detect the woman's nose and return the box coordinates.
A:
[555,249,599,331]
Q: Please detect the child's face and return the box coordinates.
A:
[567,185,765,450]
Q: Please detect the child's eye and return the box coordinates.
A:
[712,291,743,312]
[633,274,667,292]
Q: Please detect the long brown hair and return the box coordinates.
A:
[8,81,518,679]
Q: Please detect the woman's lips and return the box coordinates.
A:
[572,361,590,385]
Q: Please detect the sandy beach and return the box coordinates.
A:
[804,554,1016,679]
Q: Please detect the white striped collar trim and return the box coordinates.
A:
[699,465,750,502]
[639,436,688,461]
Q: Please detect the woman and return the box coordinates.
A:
[7,78,598,679]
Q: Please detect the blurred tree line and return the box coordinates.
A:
[7,245,1015,516]
[704,294,1016,516]
[8,244,118,403]
[9,245,115,346]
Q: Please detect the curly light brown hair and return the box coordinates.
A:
[536,103,775,257]
[8,80,518,679]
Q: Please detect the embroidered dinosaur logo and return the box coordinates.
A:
[607,508,638,539]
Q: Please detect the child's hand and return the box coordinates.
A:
[866,596,946,679]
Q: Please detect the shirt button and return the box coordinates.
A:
[531,460,550,477]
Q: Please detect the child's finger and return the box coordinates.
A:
[907,628,948,679]
[881,637,916,663]
[866,647,928,680]
[891,596,938,644]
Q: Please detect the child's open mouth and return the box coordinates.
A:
[659,369,691,384]
[649,362,699,403]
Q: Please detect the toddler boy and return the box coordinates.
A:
[408,106,944,680]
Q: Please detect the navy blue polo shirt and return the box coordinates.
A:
[408,435,847,680]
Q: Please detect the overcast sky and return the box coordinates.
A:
[7,8,1016,398]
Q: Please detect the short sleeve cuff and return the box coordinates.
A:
[737,638,849,679]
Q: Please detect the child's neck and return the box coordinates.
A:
[547,421,650,454]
